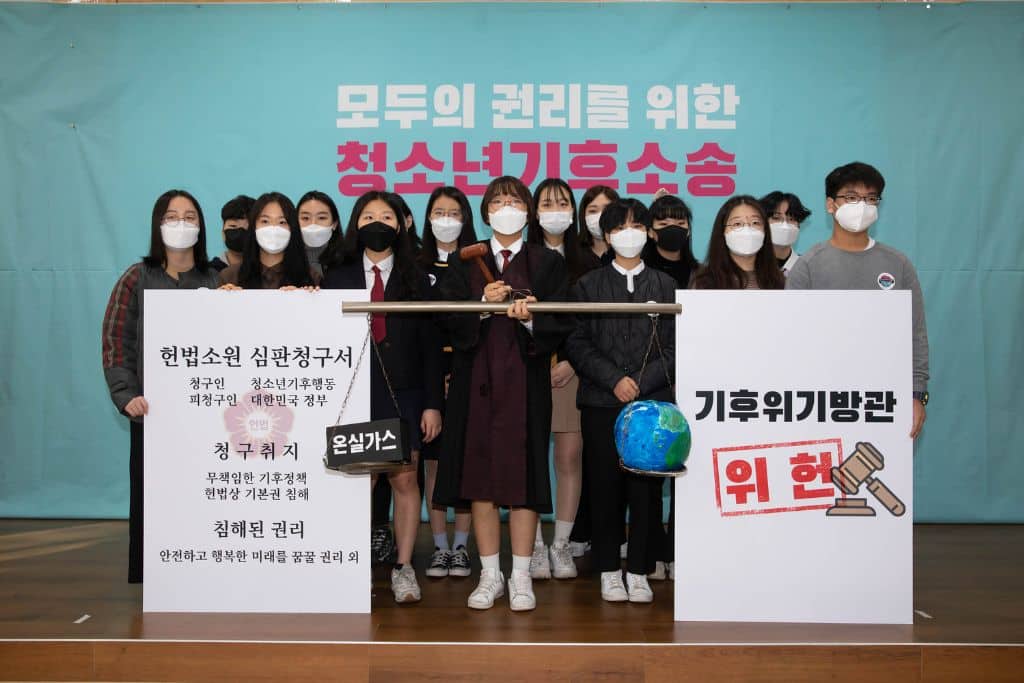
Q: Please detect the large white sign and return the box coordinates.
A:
[144,290,371,613]
[675,291,913,624]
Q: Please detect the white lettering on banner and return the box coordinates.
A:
[143,290,371,614]
[335,82,738,130]
[336,85,379,128]
[675,291,913,624]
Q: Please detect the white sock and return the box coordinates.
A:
[433,533,449,551]
[534,523,545,546]
[553,520,573,546]
[453,530,469,549]
[512,554,531,575]
[480,553,500,572]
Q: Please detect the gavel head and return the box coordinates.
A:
[459,242,489,262]
[830,441,886,495]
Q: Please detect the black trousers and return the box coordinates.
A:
[129,420,144,583]
[569,444,591,544]
[650,479,675,563]
[372,476,392,526]
[581,406,663,575]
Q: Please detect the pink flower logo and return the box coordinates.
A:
[222,390,295,459]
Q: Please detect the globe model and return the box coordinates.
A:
[615,400,691,475]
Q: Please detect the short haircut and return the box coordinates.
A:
[825,162,885,199]
[221,195,255,222]
[649,194,693,225]
[758,191,811,223]
[479,176,535,227]
[600,198,652,236]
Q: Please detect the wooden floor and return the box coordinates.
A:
[1,519,1022,681]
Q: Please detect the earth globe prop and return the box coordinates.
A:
[614,400,691,476]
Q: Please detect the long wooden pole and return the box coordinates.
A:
[341,301,682,315]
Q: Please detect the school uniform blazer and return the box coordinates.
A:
[321,260,445,412]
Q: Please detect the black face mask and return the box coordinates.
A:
[224,227,249,253]
[358,221,398,253]
[656,225,690,252]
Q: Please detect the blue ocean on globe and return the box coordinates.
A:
[614,400,691,475]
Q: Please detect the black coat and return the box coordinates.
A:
[320,258,445,414]
[432,242,572,511]
[565,264,676,409]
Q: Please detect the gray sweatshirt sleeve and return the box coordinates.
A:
[785,254,811,290]
[902,257,930,393]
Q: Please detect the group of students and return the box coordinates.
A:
[102,161,930,611]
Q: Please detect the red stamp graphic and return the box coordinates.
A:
[712,438,845,517]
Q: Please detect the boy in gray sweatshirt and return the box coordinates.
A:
[786,161,929,439]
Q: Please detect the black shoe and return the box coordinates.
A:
[426,547,451,577]
[449,545,472,577]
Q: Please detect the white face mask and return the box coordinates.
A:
[769,221,800,247]
[489,206,528,235]
[725,226,765,256]
[300,224,333,248]
[608,227,647,259]
[834,201,878,233]
[584,212,604,240]
[538,211,573,236]
[160,220,200,250]
[430,216,463,244]
[255,225,291,254]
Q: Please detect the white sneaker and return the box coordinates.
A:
[529,542,551,579]
[626,572,654,603]
[549,542,578,579]
[600,571,628,602]
[648,561,667,581]
[391,565,421,603]
[508,570,536,611]
[667,561,675,581]
[620,541,628,559]
[467,568,505,609]
[568,541,590,558]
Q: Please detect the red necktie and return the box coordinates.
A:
[500,249,512,273]
[371,265,386,342]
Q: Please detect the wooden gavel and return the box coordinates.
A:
[459,243,495,284]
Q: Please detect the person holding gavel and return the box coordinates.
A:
[433,176,572,612]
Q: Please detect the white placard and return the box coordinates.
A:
[675,291,913,624]
[143,290,371,613]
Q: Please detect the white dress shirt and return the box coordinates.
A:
[363,252,394,289]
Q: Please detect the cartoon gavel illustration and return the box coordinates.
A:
[827,441,906,517]
[459,243,495,284]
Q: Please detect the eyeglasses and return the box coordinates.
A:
[835,193,882,205]
[163,212,198,223]
[488,197,526,209]
[725,219,764,230]
[430,209,463,219]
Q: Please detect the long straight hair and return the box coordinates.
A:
[527,178,588,283]
[417,186,478,269]
[143,189,211,270]
[577,185,620,249]
[692,195,784,290]
[238,192,313,289]
[327,191,424,300]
